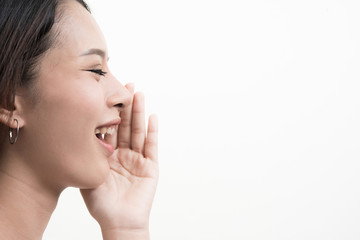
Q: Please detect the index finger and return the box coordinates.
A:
[117,83,134,148]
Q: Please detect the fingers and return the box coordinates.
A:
[131,92,146,153]
[118,84,157,159]
[117,83,134,148]
[145,114,158,162]
[125,82,135,94]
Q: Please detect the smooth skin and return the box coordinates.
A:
[0,1,158,239]
[82,87,159,239]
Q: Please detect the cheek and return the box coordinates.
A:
[60,83,103,120]
[23,81,108,188]
[48,83,104,148]
[42,81,103,135]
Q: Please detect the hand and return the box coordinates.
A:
[80,83,159,233]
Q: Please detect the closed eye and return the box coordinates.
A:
[87,69,107,76]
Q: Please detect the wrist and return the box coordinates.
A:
[101,228,150,240]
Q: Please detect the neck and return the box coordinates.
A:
[0,153,63,240]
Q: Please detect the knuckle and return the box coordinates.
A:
[132,126,145,134]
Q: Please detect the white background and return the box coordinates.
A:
[44,0,360,239]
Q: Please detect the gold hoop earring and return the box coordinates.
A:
[9,118,19,144]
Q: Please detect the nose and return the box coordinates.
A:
[106,77,132,111]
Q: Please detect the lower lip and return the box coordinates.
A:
[97,138,114,155]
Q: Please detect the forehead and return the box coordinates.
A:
[54,0,107,57]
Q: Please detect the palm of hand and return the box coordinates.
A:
[81,86,158,231]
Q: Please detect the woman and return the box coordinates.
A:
[0,0,158,239]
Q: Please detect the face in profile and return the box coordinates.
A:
[17,1,131,189]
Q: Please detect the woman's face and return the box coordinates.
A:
[18,1,131,189]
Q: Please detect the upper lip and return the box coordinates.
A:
[96,117,121,129]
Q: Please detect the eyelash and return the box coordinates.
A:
[87,69,107,76]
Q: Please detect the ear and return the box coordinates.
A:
[0,95,26,129]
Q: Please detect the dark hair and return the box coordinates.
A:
[0,0,90,141]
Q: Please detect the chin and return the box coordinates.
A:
[71,157,110,189]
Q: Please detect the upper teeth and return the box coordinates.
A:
[95,127,116,136]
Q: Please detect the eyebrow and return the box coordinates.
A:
[80,48,109,61]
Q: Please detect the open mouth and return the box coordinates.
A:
[95,125,118,154]
[95,126,116,140]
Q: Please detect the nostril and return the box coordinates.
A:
[114,103,123,108]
